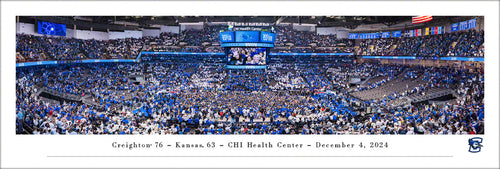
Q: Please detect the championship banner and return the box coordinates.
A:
[451,23,459,32]
[425,27,429,35]
[407,30,414,37]
[414,29,421,36]
[459,21,469,31]
[357,33,379,39]
[349,33,358,39]
[381,32,390,38]
[468,18,477,29]
[392,31,401,37]
[452,18,477,32]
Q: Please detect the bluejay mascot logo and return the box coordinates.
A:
[242,34,249,40]
[468,137,483,153]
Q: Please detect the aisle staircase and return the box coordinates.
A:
[409,88,456,103]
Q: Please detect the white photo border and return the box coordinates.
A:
[1,1,499,168]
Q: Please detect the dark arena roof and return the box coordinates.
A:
[19,16,479,31]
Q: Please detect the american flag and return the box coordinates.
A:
[412,15,433,24]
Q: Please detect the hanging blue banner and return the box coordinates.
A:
[451,23,459,32]
[392,31,402,37]
[381,32,390,38]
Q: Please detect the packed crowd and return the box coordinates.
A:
[16,34,144,62]
[274,25,353,47]
[357,38,399,56]
[446,30,484,57]
[267,64,309,90]
[356,30,484,57]
[16,25,357,63]
[17,26,483,63]
[16,53,484,135]
[180,25,225,46]
[270,47,352,53]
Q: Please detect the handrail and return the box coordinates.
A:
[411,89,454,103]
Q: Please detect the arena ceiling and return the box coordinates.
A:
[19,16,476,32]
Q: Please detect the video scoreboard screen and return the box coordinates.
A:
[37,21,66,36]
[220,31,235,43]
[220,31,275,43]
[260,31,275,43]
[220,31,274,69]
[235,31,260,42]
[226,47,267,66]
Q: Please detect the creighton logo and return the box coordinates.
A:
[468,137,483,153]
[241,34,250,40]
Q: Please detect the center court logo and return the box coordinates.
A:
[468,137,483,153]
